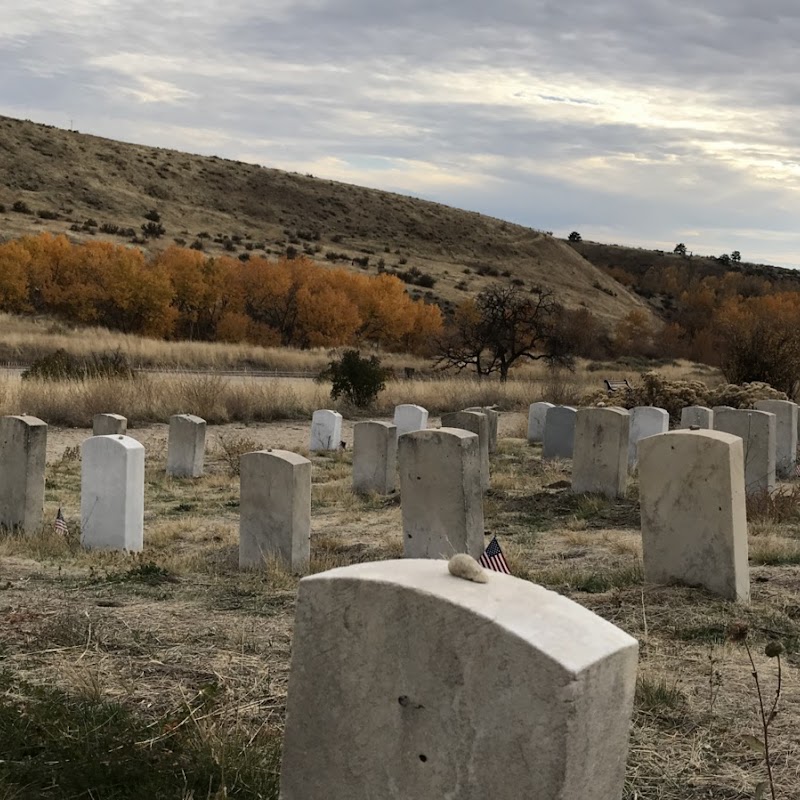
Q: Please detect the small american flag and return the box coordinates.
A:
[479,535,511,574]
[54,508,68,536]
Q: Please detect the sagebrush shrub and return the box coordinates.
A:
[321,350,387,408]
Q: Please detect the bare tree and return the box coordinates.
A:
[436,284,574,381]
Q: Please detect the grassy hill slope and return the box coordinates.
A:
[0,115,650,325]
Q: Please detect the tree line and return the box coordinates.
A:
[0,234,442,353]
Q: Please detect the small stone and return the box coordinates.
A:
[447,553,488,583]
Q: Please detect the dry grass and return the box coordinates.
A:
[5,415,796,799]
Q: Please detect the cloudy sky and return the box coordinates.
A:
[3,1,800,266]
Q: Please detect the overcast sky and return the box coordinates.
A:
[4,1,800,266]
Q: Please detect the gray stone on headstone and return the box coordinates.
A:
[713,408,776,494]
[398,429,484,559]
[310,409,343,452]
[0,415,47,534]
[166,414,206,478]
[639,430,749,602]
[279,559,639,800]
[392,404,428,438]
[628,406,669,468]
[353,421,397,494]
[542,405,577,460]
[92,413,127,436]
[755,399,798,478]
[680,406,714,430]
[464,406,499,452]
[441,410,490,490]
[527,401,554,444]
[239,449,311,572]
[571,407,630,498]
[81,435,144,551]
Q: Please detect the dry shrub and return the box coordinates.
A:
[216,432,259,476]
[746,485,800,524]
[582,371,787,422]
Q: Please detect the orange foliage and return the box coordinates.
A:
[0,233,441,354]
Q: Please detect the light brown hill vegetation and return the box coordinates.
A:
[0,115,651,326]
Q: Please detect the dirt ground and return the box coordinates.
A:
[2,413,800,799]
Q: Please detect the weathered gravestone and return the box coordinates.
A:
[639,430,749,602]
[440,411,490,490]
[166,414,206,478]
[279,559,639,800]
[398,429,483,558]
[680,405,714,429]
[713,408,776,494]
[0,415,47,533]
[393,404,429,438]
[571,407,630,498]
[239,450,311,572]
[464,406,499,452]
[353,421,397,494]
[527,401,554,444]
[309,410,343,452]
[542,405,577,460]
[81,435,144,551]
[92,413,127,436]
[755,399,798,478]
[628,406,669,468]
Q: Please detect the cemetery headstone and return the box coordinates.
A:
[542,405,577,460]
[81,435,144,551]
[0,415,47,533]
[441,410,490,490]
[464,406,499,452]
[353,421,397,494]
[755,399,798,478]
[310,410,343,452]
[398,429,483,558]
[239,449,311,572]
[92,413,127,436]
[639,430,749,602]
[527,401,554,444]
[279,559,639,800]
[393,404,428,438]
[713,408,776,494]
[571,407,630,498]
[166,414,206,478]
[680,406,714,429]
[628,406,669,468]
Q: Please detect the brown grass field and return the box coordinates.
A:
[2,409,800,799]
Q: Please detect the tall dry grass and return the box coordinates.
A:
[0,313,430,374]
[0,358,721,427]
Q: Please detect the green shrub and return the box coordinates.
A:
[320,350,388,407]
[12,200,32,214]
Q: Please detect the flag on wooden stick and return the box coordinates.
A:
[479,535,511,574]
[54,508,69,536]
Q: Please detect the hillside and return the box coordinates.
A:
[0,115,650,326]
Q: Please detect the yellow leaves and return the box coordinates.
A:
[0,234,442,353]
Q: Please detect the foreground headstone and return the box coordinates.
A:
[353,421,397,494]
[393,404,428,438]
[680,406,714,429]
[441,410,490,490]
[755,399,798,478]
[309,410,343,452]
[240,450,311,572]
[92,413,127,436]
[464,406,499,452]
[81,435,144,551]
[0,415,47,533]
[714,408,776,494]
[280,560,639,800]
[166,414,206,478]
[628,406,669,468]
[527,401,554,444]
[571,407,630,498]
[398,429,483,558]
[542,405,577,459]
[639,430,749,602]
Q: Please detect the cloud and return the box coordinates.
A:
[3,0,800,264]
